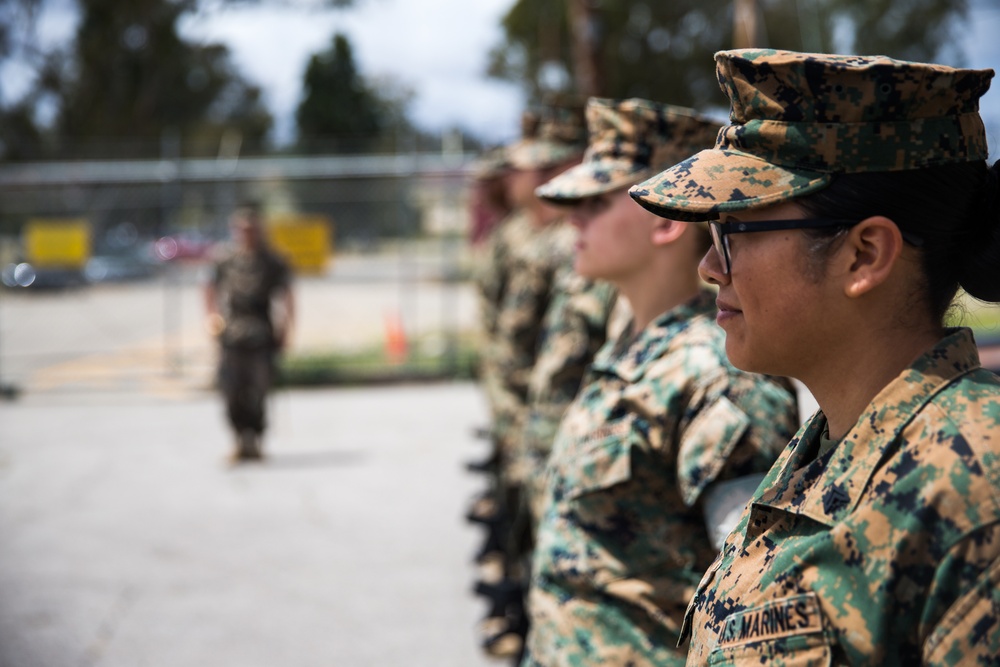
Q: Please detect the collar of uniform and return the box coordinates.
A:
[590,289,716,383]
[753,327,983,525]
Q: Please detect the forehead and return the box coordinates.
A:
[719,201,807,222]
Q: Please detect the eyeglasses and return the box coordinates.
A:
[707,218,924,275]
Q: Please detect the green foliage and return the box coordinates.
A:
[294,32,414,152]
[489,0,970,111]
[0,0,274,160]
[295,34,383,150]
[52,0,272,157]
[277,334,480,387]
[290,31,421,242]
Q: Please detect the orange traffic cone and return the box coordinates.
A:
[384,310,409,364]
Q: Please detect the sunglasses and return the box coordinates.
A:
[707,218,924,275]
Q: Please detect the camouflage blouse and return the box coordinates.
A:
[680,327,1000,666]
[490,219,575,464]
[212,246,290,349]
[476,209,534,341]
[524,290,799,667]
[518,267,618,522]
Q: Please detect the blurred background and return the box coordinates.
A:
[1,1,999,665]
[0,0,998,392]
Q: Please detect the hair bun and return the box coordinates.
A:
[958,160,1000,302]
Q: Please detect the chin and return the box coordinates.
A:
[724,336,760,373]
[726,338,793,379]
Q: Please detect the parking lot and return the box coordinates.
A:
[0,249,500,667]
[0,381,499,667]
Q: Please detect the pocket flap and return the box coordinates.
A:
[564,420,635,500]
[678,395,751,506]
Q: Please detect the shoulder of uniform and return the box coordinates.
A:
[664,315,729,369]
[926,370,1000,499]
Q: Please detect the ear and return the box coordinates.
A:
[649,216,688,247]
[839,216,905,299]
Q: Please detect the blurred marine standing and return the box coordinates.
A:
[205,202,295,463]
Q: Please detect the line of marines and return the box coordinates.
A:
[464,48,1000,667]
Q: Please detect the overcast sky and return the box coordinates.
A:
[186,0,1000,150]
[180,0,524,147]
[16,0,1000,152]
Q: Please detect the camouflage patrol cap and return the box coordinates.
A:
[629,49,995,222]
[507,103,587,170]
[536,97,720,202]
[471,146,509,181]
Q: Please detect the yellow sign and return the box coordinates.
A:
[267,214,333,274]
[24,219,91,269]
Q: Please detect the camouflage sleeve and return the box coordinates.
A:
[674,350,799,507]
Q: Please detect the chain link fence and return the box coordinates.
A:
[0,143,485,397]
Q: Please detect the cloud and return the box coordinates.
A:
[182,0,525,146]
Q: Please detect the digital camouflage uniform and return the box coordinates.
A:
[680,329,1000,665]
[471,104,589,662]
[628,51,1000,665]
[492,218,577,479]
[211,245,290,439]
[490,104,588,474]
[521,98,754,666]
[476,111,541,349]
[524,291,799,666]
[478,209,536,429]
[518,96,726,528]
[519,267,618,525]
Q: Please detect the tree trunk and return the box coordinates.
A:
[566,0,605,97]
[733,0,763,49]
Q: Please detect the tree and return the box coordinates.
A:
[0,0,50,159]
[0,0,281,160]
[292,32,422,242]
[488,0,971,112]
[295,32,412,153]
[50,0,272,158]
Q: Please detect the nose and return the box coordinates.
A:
[570,210,589,230]
[698,247,728,286]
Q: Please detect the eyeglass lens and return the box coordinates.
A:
[709,222,731,275]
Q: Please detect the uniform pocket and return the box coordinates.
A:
[563,419,635,500]
[677,395,751,506]
[708,636,832,667]
[922,556,1000,666]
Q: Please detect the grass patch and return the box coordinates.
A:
[277,333,480,387]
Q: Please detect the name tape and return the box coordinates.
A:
[718,593,823,648]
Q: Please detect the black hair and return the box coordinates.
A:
[797,160,1000,323]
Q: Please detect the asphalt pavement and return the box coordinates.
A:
[0,382,500,667]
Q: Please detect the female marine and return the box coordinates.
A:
[631,50,1000,665]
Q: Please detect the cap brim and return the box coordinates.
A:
[628,148,832,222]
[507,140,583,171]
[535,160,656,203]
